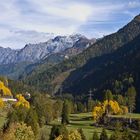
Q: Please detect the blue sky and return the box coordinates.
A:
[0,0,140,49]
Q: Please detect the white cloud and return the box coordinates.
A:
[0,28,55,49]
[0,0,140,48]
[29,0,93,22]
[128,1,140,8]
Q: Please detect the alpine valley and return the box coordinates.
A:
[24,14,140,109]
[1,1,140,139]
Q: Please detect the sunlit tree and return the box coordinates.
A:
[93,100,128,122]
[0,81,12,97]
[0,98,4,108]
[14,94,30,109]
[2,122,35,140]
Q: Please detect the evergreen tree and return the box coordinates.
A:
[115,94,125,106]
[53,100,63,119]
[38,127,50,140]
[61,100,70,125]
[33,94,54,125]
[49,125,59,140]
[49,125,68,140]
[78,129,87,140]
[121,128,134,140]
[104,90,113,116]
[110,121,123,140]
[93,131,99,140]
[135,131,140,140]
[104,90,113,101]
[110,131,121,140]
[126,86,136,113]
[100,129,108,140]
[25,107,39,135]
[126,86,136,124]
[128,77,134,85]
[7,107,28,123]
[113,80,123,95]
[77,102,85,113]
[39,116,46,127]
[87,99,95,112]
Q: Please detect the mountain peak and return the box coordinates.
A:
[134,14,140,22]
[0,34,90,65]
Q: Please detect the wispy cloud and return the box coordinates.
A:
[0,0,140,48]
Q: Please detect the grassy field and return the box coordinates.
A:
[68,112,112,140]
[1,111,140,139]
[49,112,113,140]
[110,113,140,119]
[49,112,140,140]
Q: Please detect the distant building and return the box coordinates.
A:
[1,98,17,102]
[64,55,69,59]
[24,92,31,99]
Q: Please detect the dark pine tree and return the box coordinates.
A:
[110,132,120,140]
[61,100,69,125]
[121,128,134,140]
[100,129,108,140]
[93,131,99,140]
[78,128,87,140]
[49,125,68,140]
[25,107,39,135]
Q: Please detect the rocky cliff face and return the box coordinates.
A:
[0,34,89,65]
[0,47,18,64]
[0,34,94,79]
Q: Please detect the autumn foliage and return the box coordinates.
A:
[14,94,30,109]
[0,98,4,108]
[0,81,12,97]
[55,130,82,140]
[0,81,12,108]
[93,100,128,122]
[2,122,35,140]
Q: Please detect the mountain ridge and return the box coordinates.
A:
[61,34,140,112]
[0,34,94,79]
[0,34,89,65]
[23,14,140,94]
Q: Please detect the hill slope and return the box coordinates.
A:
[24,15,140,94]
[62,34,140,95]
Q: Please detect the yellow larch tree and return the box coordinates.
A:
[93,100,128,122]
[0,81,12,97]
[93,106,104,122]
[2,122,35,140]
[0,80,12,109]
[55,129,82,140]
[14,94,30,109]
[0,98,4,108]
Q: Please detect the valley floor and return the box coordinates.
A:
[48,112,112,140]
[1,111,140,140]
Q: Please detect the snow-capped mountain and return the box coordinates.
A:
[0,34,90,65]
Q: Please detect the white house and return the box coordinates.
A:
[1,98,17,102]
